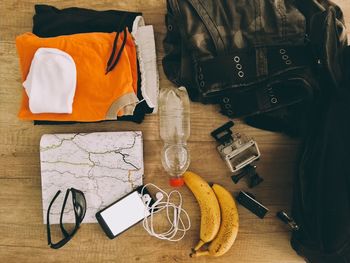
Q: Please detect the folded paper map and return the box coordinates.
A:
[40,131,143,224]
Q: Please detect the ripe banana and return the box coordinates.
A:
[192,183,239,257]
[183,171,221,251]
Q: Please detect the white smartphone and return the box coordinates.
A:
[96,187,152,239]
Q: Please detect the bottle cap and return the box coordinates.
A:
[169,177,184,187]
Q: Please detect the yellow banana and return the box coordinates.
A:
[192,183,239,257]
[183,171,221,251]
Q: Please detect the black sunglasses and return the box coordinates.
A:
[46,188,86,249]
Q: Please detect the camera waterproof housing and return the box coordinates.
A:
[211,121,260,174]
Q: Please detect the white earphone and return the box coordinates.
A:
[155,192,164,201]
[140,183,191,242]
[142,194,151,203]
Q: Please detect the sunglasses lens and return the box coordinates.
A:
[73,190,87,221]
[61,190,78,235]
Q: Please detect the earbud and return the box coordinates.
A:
[152,192,164,207]
[142,194,151,205]
[155,192,163,201]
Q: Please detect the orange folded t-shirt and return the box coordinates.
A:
[16,31,138,122]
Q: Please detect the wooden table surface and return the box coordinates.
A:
[0,1,349,262]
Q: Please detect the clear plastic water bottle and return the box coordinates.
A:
[159,86,190,187]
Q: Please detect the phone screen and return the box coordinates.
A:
[97,191,150,238]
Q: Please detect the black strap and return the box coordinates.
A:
[219,77,312,118]
[106,30,122,72]
[106,13,128,74]
[197,46,312,87]
[106,27,128,74]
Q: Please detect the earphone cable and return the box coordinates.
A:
[140,184,191,241]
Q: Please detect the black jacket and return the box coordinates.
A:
[162,0,347,135]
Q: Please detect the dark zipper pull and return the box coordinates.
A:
[276,211,299,231]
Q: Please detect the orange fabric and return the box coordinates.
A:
[16,31,138,122]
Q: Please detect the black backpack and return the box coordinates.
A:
[290,1,350,262]
[291,82,350,263]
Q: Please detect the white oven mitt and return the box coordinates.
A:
[132,16,159,113]
[23,48,77,114]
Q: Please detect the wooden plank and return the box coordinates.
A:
[0,176,293,229]
[0,140,300,180]
[0,231,301,263]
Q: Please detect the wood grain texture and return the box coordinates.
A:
[0,0,349,262]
